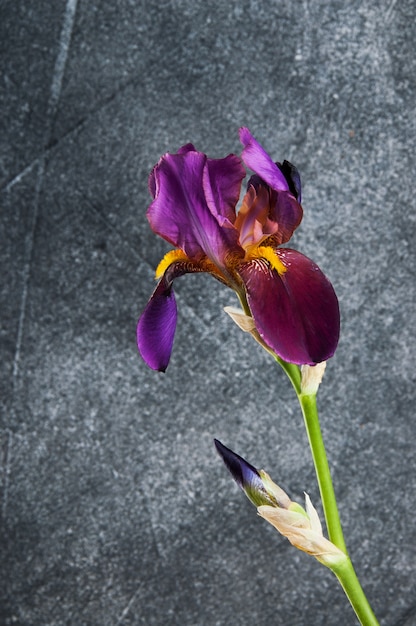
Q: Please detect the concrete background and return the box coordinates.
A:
[1,1,415,624]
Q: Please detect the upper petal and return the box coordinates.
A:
[235,184,279,249]
[203,153,246,224]
[239,127,289,192]
[266,185,303,245]
[278,160,302,203]
[147,149,242,268]
[148,143,197,198]
[238,177,303,247]
[239,249,340,365]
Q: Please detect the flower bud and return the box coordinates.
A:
[214,439,275,507]
[215,439,346,568]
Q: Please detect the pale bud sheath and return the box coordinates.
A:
[300,362,327,395]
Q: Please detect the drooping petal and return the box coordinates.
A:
[203,154,246,223]
[147,149,242,268]
[137,277,177,372]
[239,127,289,192]
[239,248,340,364]
[137,255,218,371]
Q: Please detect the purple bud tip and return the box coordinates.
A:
[214,439,262,492]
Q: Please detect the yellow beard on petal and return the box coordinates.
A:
[154,248,232,287]
[249,246,287,276]
[155,249,190,279]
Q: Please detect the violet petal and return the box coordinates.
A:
[203,153,246,223]
[149,144,198,198]
[147,150,241,267]
[137,278,177,372]
[239,127,289,192]
[177,143,197,155]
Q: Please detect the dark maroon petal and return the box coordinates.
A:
[137,277,177,372]
[203,154,246,223]
[147,150,241,267]
[239,127,289,192]
[239,249,340,364]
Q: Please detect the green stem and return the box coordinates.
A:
[277,362,379,625]
[275,356,302,395]
[331,557,380,626]
[298,393,346,553]
[228,301,379,623]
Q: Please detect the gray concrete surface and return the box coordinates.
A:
[1,1,415,624]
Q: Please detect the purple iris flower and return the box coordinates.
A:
[137,128,340,371]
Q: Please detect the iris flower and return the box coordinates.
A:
[137,128,339,371]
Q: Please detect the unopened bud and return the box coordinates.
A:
[214,439,275,507]
[215,440,346,569]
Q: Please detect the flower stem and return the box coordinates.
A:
[331,557,380,626]
[278,362,379,625]
[298,393,347,553]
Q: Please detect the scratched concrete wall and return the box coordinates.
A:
[1,1,415,625]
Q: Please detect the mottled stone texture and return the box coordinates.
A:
[1,1,415,624]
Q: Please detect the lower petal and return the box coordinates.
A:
[239,249,340,365]
[137,255,218,371]
[137,277,178,372]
